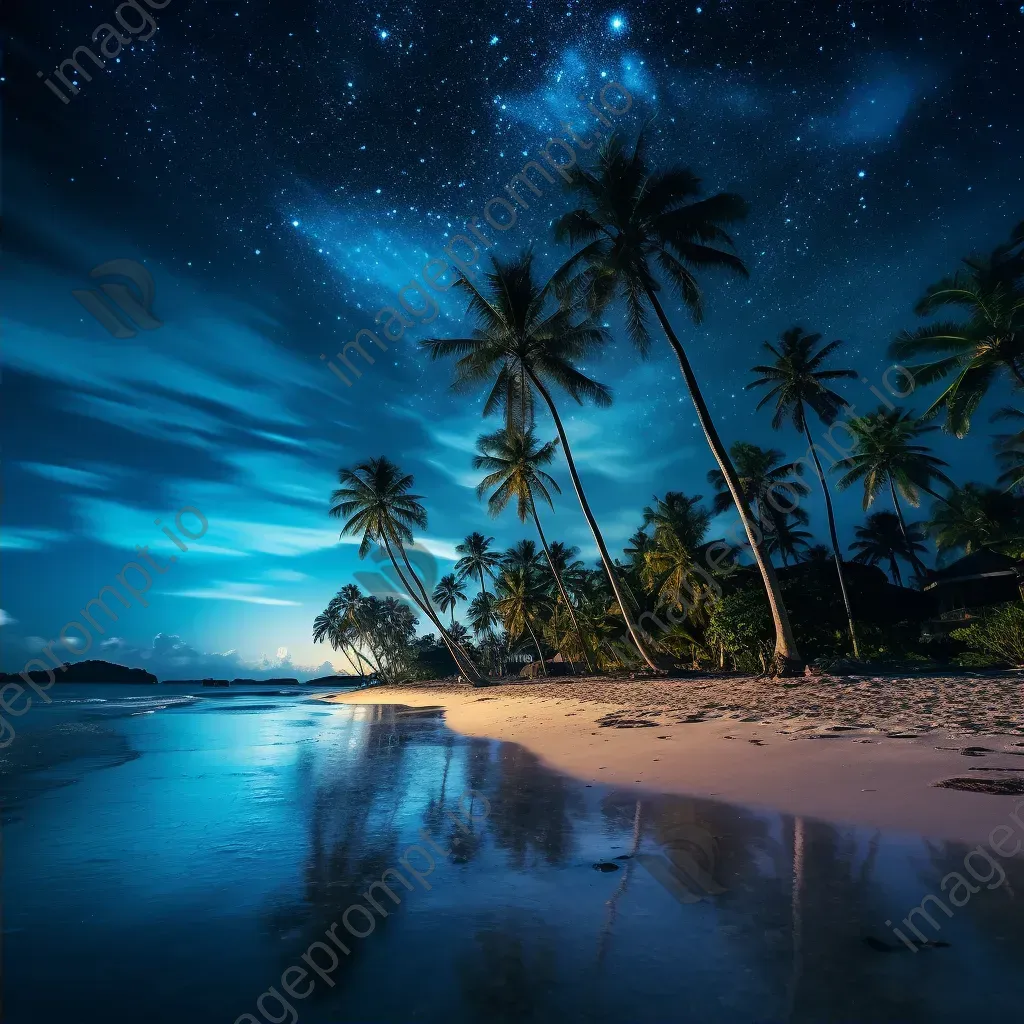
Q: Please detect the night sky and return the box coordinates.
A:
[3,0,1023,677]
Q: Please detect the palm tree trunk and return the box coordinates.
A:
[524,617,548,675]
[646,288,803,675]
[348,641,381,681]
[382,537,486,685]
[397,541,487,683]
[887,477,929,581]
[889,555,903,587]
[525,368,661,671]
[802,421,860,659]
[530,502,596,674]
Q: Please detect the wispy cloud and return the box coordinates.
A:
[19,462,110,489]
[170,582,302,607]
[1,528,70,551]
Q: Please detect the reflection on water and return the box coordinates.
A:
[3,686,1024,1023]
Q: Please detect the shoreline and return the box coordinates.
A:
[319,673,1024,846]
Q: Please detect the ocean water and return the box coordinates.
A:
[2,685,1023,1023]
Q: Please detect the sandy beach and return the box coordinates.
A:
[322,672,1024,846]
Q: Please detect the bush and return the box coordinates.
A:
[950,602,1024,667]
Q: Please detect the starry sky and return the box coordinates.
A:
[3,0,1023,677]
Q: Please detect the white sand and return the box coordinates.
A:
[320,673,1024,845]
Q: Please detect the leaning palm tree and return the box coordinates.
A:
[329,585,386,677]
[329,457,486,684]
[432,573,467,626]
[849,511,927,587]
[474,427,595,672]
[747,326,861,656]
[834,407,953,579]
[553,131,803,674]
[925,483,1024,560]
[889,222,1024,437]
[423,251,660,669]
[313,604,379,680]
[453,532,502,606]
[707,442,810,528]
[495,566,552,675]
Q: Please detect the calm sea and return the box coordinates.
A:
[2,684,1022,1023]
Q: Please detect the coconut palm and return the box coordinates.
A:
[329,457,486,684]
[642,491,712,552]
[324,586,382,677]
[552,131,803,674]
[707,443,810,529]
[467,590,500,637]
[423,251,660,670]
[623,529,654,569]
[501,539,546,575]
[764,511,813,566]
[747,326,861,656]
[495,566,552,675]
[547,541,589,598]
[889,222,1024,437]
[312,604,373,678]
[454,532,502,604]
[432,573,468,626]
[993,407,1024,492]
[447,621,473,648]
[474,427,595,672]
[925,483,1024,559]
[849,511,927,587]
[834,407,953,579]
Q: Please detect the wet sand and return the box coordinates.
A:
[321,672,1024,846]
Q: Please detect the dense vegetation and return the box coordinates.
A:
[314,135,1024,682]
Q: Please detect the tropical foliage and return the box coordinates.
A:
[308,139,1022,682]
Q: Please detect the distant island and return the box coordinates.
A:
[2,660,366,687]
[0,660,158,685]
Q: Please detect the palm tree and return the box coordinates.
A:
[834,407,953,580]
[747,326,861,656]
[502,538,546,575]
[473,427,596,673]
[849,511,927,587]
[313,603,377,679]
[707,442,810,528]
[553,132,803,674]
[926,483,1024,559]
[454,532,502,607]
[495,566,552,675]
[467,590,500,638]
[993,407,1024,492]
[765,511,813,566]
[329,457,486,685]
[641,491,712,551]
[432,573,467,625]
[329,586,384,677]
[889,222,1024,437]
[423,251,660,670]
[547,541,589,600]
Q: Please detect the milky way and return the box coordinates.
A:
[3,1,1023,672]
